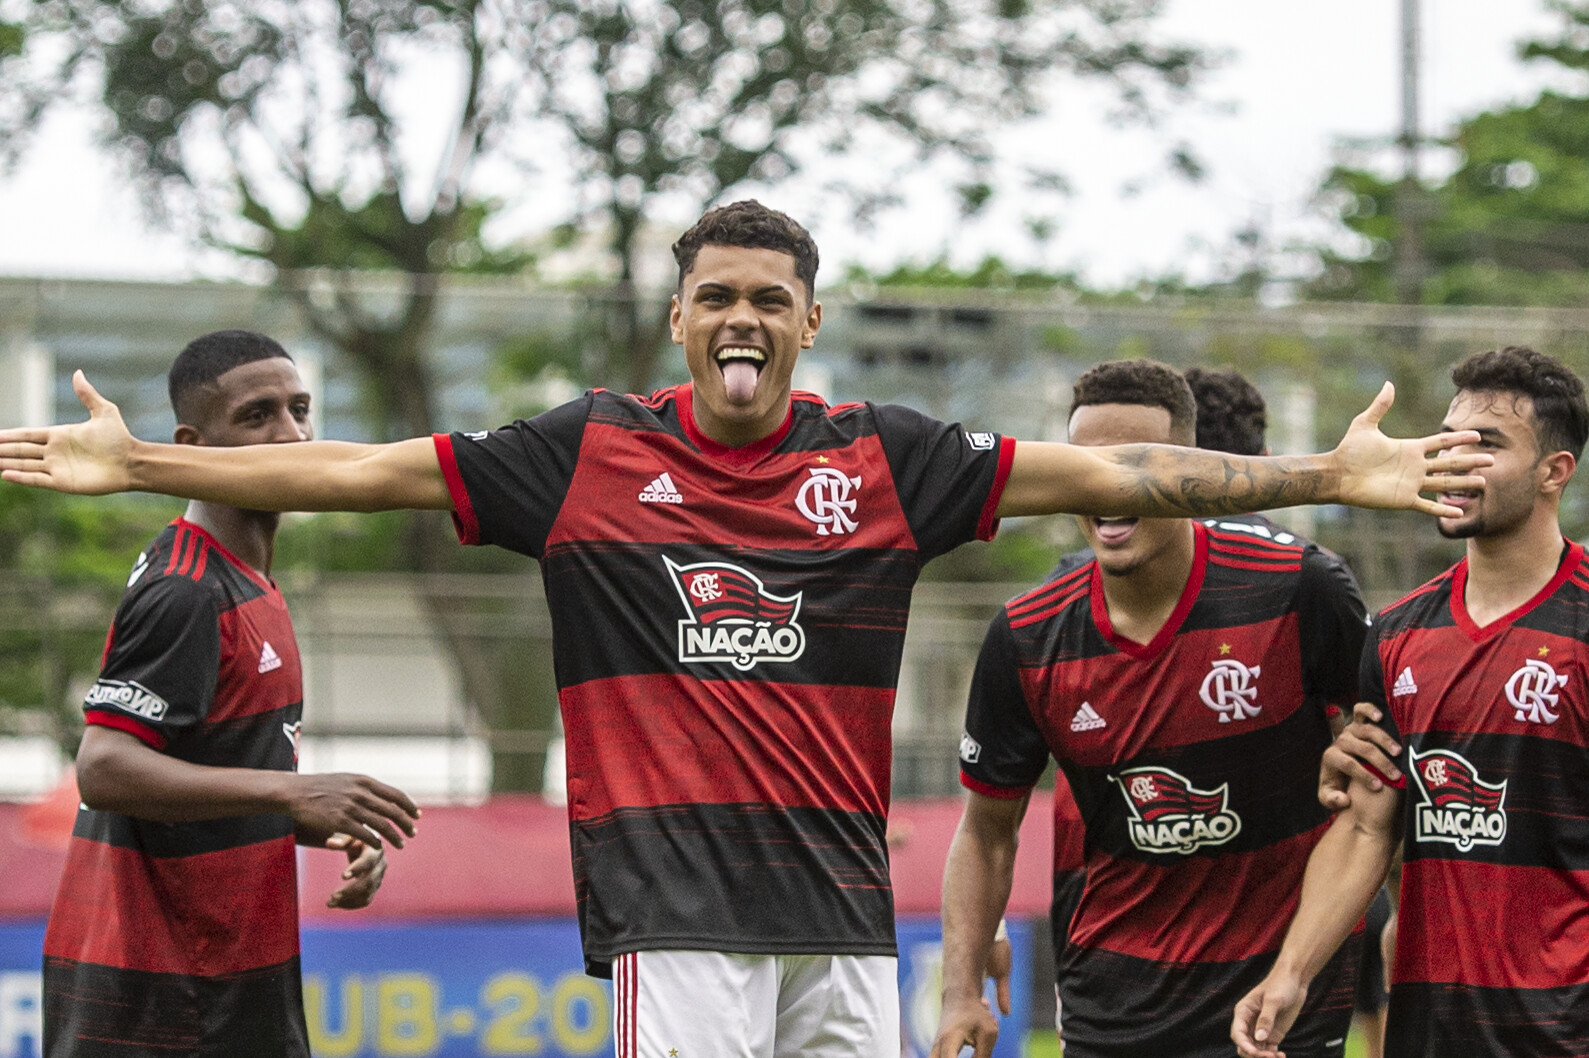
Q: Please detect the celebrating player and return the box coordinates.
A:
[1232,346,1589,1058]
[42,331,420,1057]
[2,203,1486,1056]
[936,360,1369,1058]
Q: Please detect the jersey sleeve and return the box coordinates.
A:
[870,403,1014,561]
[83,574,221,749]
[432,393,593,557]
[1356,627,1409,787]
[1296,545,1371,713]
[960,611,1051,798]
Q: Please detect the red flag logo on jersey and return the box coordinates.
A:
[1409,747,1508,852]
[664,556,806,671]
[1111,765,1242,855]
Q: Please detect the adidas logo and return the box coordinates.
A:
[1070,701,1107,732]
[258,642,283,674]
[1393,666,1418,697]
[639,472,684,505]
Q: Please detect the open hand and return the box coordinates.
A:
[286,772,419,849]
[0,372,136,494]
[325,833,386,909]
[1332,382,1490,517]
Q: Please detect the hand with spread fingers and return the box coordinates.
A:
[325,833,387,910]
[0,372,135,494]
[1332,382,1491,518]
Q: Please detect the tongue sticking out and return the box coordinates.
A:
[721,360,760,403]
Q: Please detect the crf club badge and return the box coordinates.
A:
[1409,747,1508,852]
[1110,766,1242,855]
[664,556,807,671]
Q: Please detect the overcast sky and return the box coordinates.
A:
[0,0,1571,288]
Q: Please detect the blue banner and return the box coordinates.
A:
[0,917,1032,1058]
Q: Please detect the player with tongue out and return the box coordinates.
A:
[0,201,1490,1058]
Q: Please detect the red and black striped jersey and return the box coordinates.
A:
[962,523,1368,1056]
[1365,541,1589,1057]
[43,519,307,1058]
[435,384,1013,975]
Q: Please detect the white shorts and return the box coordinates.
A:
[611,950,901,1058]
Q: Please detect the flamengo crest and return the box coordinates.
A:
[1409,747,1508,852]
[664,556,806,671]
[1111,765,1242,855]
[1506,658,1568,725]
[796,467,862,536]
[1200,658,1262,723]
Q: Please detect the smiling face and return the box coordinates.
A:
[670,244,821,447]
[1068,402,1190,578]
[175,357,313,449]
[1437,389,1557,540]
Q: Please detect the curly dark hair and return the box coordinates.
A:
[1070,359,1197,444]
[1184,366,1267,456]
[1452,346,1589,461]
[168,330,292,426]
[671,200,819,300]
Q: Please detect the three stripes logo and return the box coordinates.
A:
[639,472,684,505]
[259,642,283,674]
[1070,702,1107,732]
[1393,667,1418,697]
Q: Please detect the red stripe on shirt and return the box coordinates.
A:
[85,710,167,750]
[432,433,481,545]
[960,772,1032,800]
[1396,859,1589,990]
[976,436,1017,542]
[560,674,894,821]
[43,833,299,975]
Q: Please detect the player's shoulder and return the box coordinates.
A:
[1003,560,1094,631]
[1203,520,1307,576]
[118,525,227,611]
[1375,563,1459,633]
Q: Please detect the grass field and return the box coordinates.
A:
[1022,1027,1370,1057]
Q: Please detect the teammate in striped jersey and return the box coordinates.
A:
[937,360,1369,1058]
[2,206,1488,1058]
[1233,346,1589,1058]
[42,332,418,1057]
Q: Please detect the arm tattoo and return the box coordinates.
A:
[1109,445,1332,516]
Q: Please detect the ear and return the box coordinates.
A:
[1539,449,1576,495]
[173,424,203,446]
[669,294,684,345]
[801,300,822,349]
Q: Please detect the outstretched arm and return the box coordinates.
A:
[932,790,1029,1058]
[1231,777,1402,1058]
[0,372,450,511]
[999,382,1488,519]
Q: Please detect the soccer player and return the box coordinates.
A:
[936,360,1369,1058]
[1,203,1484,1057]
[42,331,420,1058]
[1231,346,1589,1058]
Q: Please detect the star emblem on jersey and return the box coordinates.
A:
[1539,646,1552,657]
[1199,658,1261,722]
[664,556,806,670]
[1409,747,1507,852]
[258,641,283,674]
[1070,702,1107,732]
[1111,766,1241,855]
[1505,657,1568,724]
[795,467,861,535]
[639,471,684,504]
[1392,666,1419,697]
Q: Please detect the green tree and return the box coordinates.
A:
[1307,0,1589,306]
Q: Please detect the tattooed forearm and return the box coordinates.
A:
[1107,445,1336,516]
